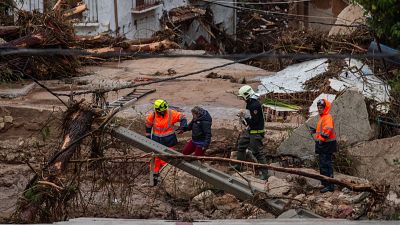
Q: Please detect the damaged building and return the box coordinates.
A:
[13,0,236,42]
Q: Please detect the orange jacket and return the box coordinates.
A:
[314,99,336,142]
[145,109,187,138]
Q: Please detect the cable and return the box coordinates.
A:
[54,50,273,96]
[213,0,311,5]
[1,48,400,59]
[202,0,366,28]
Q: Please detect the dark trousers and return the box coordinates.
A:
[237,130,267,174]
[319,152,334,189]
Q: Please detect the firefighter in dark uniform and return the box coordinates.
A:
[235,85,269,180]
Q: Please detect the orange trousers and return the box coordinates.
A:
[151,147,174,173]
[153,157,167,173]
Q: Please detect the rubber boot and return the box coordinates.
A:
[153,173,160,186]
[233,151,246,172]
[260,170,270,181]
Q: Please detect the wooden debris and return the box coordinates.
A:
[0,26,20,37]
[87,39,180,54]
[63,4,88,18]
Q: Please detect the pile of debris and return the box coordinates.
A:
[0,10,80,81]
[0,6,180,81]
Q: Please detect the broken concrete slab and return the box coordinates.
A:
[329,59,390,111]
[258,59,329,94]
[329,4,366,36]
[278,90,372,159]
[266,176,291,196]
[0,83,36,99]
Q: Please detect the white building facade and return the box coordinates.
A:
[15,0,235,41]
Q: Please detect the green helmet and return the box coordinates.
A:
[238,85,255,100]
[154,99,168,112]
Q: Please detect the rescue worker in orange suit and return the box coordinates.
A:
[312,99,337,193]
[145,99,188,185]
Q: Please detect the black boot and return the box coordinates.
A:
[153,173,160,186]
[320,186,334,193]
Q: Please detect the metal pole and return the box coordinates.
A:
[113,0,119,35]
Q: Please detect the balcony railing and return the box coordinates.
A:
[133,0,162,11]
[82,0,99,23]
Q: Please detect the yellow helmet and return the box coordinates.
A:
[154,99,168,112]
[238,85,255,100]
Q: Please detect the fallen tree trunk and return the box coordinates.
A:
[86,39,180,54]
[63,4,88,18]
[16,100,100,223]
[0,26,20,37]
[153,154,381,194]
[52,0,65,11]
[1,33,46,48]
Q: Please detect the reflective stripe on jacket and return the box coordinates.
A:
[145,109,186,137]
[314,99,336,142]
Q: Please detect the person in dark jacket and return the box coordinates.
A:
[181,106,212,156]
[235,85,269,180]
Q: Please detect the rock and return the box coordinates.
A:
[266,176,291,196]
[213,194,240,211]
[0,117,3,123]
[329,4,366,36]
[160,165,213,200]
[0,122,4,130]
[278,90,372,159]
[341,187,351,194]
[192,190,215,211]
[336,204,354,218]
[347,135,400,190]
[294,194,306,201]
[4,116,13,123]
[349,192,370,204]
[386,191,400,205]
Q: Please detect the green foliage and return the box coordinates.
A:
[41,126,51,142]
[388,71,400,96]
[264,98,302,110]
[354,0,400,47]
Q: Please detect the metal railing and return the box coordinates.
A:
[28,0,44,12]
[83,0,99,23]
[134,0,162,10]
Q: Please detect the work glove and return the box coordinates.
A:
[176,127,185,134]
[237,109,250,118]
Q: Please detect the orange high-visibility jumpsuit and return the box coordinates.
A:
[145,109,187,173]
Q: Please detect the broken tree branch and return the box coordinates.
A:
[63,4,88,18]
[153,154,380,194]
[52,0,65,11]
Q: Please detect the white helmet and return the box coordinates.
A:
[238,85,255,100]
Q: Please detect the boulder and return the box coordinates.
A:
[347,135,400,190]
[266,176,291,196]
[329,4,366,36]
[278,90,372,159]
[160,165,213,200]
